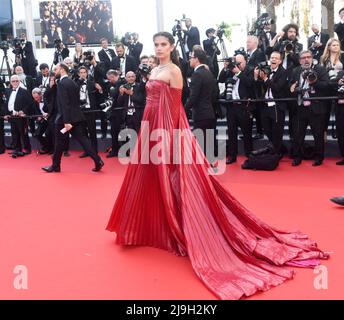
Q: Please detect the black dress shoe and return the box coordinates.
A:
[79,152,89,158]
[37,149,49,155]
[330,196,344,206]
[42,166,61,173]
[92,159,104,172]
[63,151,71,157]
[336,159,344,166]
[226,157,237,165]
[253,133,264,140]
[292,159,302,167]
[23,150,31,155]
[11,151,25,158]
[312,160,323,167]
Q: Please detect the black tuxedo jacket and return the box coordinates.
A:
[185,26,201,52]
[43,85,57,117]
[129,42,143,64]
[4,87,34,115]
[55,77,86,124]
[290,65,330,114]
[186,65,217,121]
[247,49,266,67]
[111,55,138,76]
[308,32,329,58]
[98,48,117,71]
[258,66,289,111]
[117,83,146,112]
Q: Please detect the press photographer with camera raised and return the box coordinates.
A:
[269,24,303,79]
[53,39,70,65]
[203,28,221,78]
[128,33,143,67]
[117,71,146,137]
[224,54,254,164]
[254,51,288,156]
[76,66,99,157]
[104,70,122,158]
[308,24,329,63]
[290,50,330,167]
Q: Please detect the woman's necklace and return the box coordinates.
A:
[157,62,172,70]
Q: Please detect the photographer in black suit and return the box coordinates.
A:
[290,51,330,167]
[3,75,34,158]
[186,47,218,160]
[98,38,116,72]
[128,33,143,67]
[308,24,329,62]
[75,66,99,157]
[203,28,221,78]
[334,8,344,50]
[42,63,103,173]
[183,18,201,57]
[225,55,254,164]
[254,51,288,155]
[53,40,70,65]
[15,33,38,78]
[111,43,138,81]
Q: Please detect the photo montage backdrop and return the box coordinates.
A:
[40,0,114,46]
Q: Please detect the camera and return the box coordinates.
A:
[138,63,151,77]
[123,82,133,90]
[281,40,294,52]
[216,27,225,39]
[255,13,275,30]
[302,69,318,83]
[225,78,237,100]
[12,38,25,49]
[223,57,241,71]
[54,38,62,49]
[172,20,183,37]
[0,40,10,51]
[257,61,271,76]
[83,50,95,62]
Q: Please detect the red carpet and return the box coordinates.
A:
[0,151,343,300]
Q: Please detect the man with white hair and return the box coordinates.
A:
[246,35,266,68]
[4,75,34,158]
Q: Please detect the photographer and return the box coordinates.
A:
[75,66,99,156]
[104,70,123,158]
[128,33,143,67]
[308,24,329,62]
[31,88,53,154]
[182,18,200,58]
[334,8,344,50]
[117,71,146,136]
[63,57,78,81]
[0,78,6,154]
[251,13,276,53]
[289,51,330,167]
[98,38,116,72]
[35,63,50,92]
[53,40,70,65]
[203,28,221,78]
[111,43,138,81]
[223,55,254,164]
[268,24,303,78]
[254,51,288,156]
[12,33,38,78]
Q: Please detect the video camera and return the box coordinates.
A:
[0,40,10,51]
[172,14,187,37]
[255,13,275,30]
[54,38,62,49]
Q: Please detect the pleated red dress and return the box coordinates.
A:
[106,79,329,300]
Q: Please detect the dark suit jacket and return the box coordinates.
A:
[117,82,146,113]
[184,26,201,53]
[75,77,97,110]
[259,30,276,52]
[247,49,266,68]
[307,32,329,59]
[43,85,57,117]
[258,66,289,111]
[111,55,138,77]
[290,65,330,114]
[98,48,116,71]
[55,77,85,125]
[335,23,344,50]
[186,65,217,121]
[4,87,33,115]
[21,41,38,78]
[129,42,143,64]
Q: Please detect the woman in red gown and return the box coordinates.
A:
[107,32,329,300]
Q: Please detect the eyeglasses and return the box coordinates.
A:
[11,80,19,83]
[300,56,312,60]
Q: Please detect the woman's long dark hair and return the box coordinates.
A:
[153,32,180,67]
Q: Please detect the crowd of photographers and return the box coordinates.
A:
[3,10,344,168]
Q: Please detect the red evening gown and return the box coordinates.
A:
[106,79,329,300]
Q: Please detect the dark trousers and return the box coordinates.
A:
[293,109,326,161]
[99,112,108,136]
[193,118,217,159]
[336,104,344,157]
[261,105,285,154]
[9,118,29,153]
[52,122,101,168]
[34,119,54,152]
[227,104,253,158]
[0,118,5,151]
[252,103,263,135]
[84,113,98,153]
[109,110,125,155]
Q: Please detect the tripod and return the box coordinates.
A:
[174,29,188,61]
[212,36,228,61]
[0,49,12,78]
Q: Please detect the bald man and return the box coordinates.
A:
[308,24,329,61]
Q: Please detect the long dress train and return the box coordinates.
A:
[106,79,329,300]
